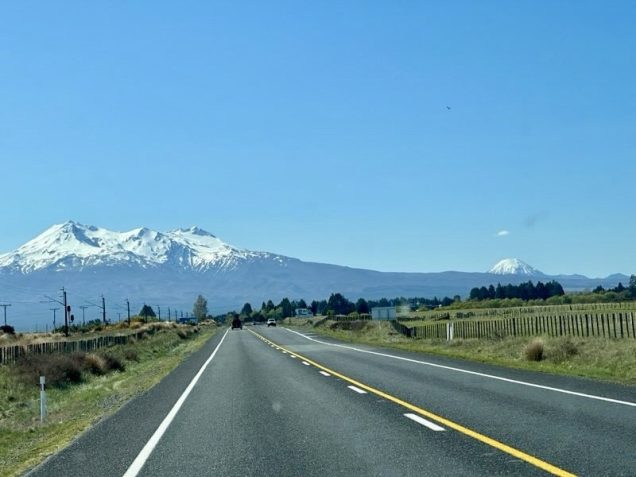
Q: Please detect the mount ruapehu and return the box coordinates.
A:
[0,222,627,330]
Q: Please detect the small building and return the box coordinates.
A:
[371,306,396,321]
[294,308,312,317]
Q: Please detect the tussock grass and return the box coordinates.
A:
[524,339,544,361]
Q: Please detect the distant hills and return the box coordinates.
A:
[0,221,629,330]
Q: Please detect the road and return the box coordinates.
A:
[28,326,636,476]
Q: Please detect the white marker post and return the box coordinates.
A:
[40,376,47,423]
[446,322,454,341]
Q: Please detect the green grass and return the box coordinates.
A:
[292,320,636,385]
[0,324,217,477]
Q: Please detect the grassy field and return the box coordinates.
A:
[284,318,636,385]
[0,322,217,477]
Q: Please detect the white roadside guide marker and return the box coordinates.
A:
[319,371,331,377]
[123,329,230,477]
[302,361,310,366]
[347,385,367,394]
[404,413,446,431]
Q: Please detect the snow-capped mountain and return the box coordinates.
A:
[0,221,283,273]
[0,222,627,331]
[488,258,543,276]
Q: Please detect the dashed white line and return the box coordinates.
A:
[347,385,367,394]
[319,371,331,377]
[404,413,445,431]
[284,328,636,408]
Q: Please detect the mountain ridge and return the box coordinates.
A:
[0,222,629,330]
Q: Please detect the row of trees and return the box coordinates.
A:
[220,292,459,323]
[592,276,636,300]
[469,281,565,301]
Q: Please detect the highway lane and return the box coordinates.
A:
[257,326,636,477]
[27,325,635,476]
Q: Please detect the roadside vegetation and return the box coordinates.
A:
[0,321,217,477]
[283,318,636,385]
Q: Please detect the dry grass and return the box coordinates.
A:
[524,339,544,361]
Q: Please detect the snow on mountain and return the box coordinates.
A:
[488,258,542,276]
[0,221,279,273]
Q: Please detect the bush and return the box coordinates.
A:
[124,348,139,362]
[549,338,578,362]
[100,353,125,372]
[0,324,15,335]
[83,353,107,376]
[524,339,544,361]
[176,329,191,339]
[18,353,84,388]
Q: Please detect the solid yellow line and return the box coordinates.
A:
[249,329,576,477]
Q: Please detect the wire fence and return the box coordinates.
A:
[392,312,636,341]
[0,330,146,365]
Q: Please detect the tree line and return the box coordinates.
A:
[469,281,565,301]
[217,292,459,323]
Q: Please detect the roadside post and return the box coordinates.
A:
[40,376,47,423]
[446,322,454,341]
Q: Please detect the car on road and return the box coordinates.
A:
[267,318,276,327]
[231,317,243,330]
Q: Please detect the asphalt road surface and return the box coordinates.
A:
[28,326,636,476]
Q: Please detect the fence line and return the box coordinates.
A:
[393,311,636,341]
[0,330,147,365]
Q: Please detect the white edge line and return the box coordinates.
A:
[123,328,230,477]
[284,328,636,407]
[404,413,445,431]
[347,385,367,394]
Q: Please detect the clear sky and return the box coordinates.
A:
[1,2,634,278]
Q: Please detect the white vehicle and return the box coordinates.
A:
[267,318,276,327]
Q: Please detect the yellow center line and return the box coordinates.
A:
[248,329,576,477]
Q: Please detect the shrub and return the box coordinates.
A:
[83,353,107,375]
[176,329,191,339]
[549,338,578,362]
[0,324,15,335]
[19,353,84,388]
[124,348,139,362]
[524,339,544,361]
[100,353,125,372]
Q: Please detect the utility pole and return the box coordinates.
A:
[50,308,59,329]
[101,295,107,324]
[157,306,161,321]
[117,312,122,322]
[126,299,131,325]
[168,307,171,322]
[62,288,69,337]
[0,303,11,326]
[79,305,89,326]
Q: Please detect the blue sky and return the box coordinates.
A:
[1,1,634,277]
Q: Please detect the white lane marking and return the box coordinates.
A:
[347,385,367,394]
[404,413,446,431]
[123,329,230,477]
[284,328,636,408]
[302,361,310,366]
[319,371,331,377]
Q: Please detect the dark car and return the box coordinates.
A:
[231,317,243,330]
